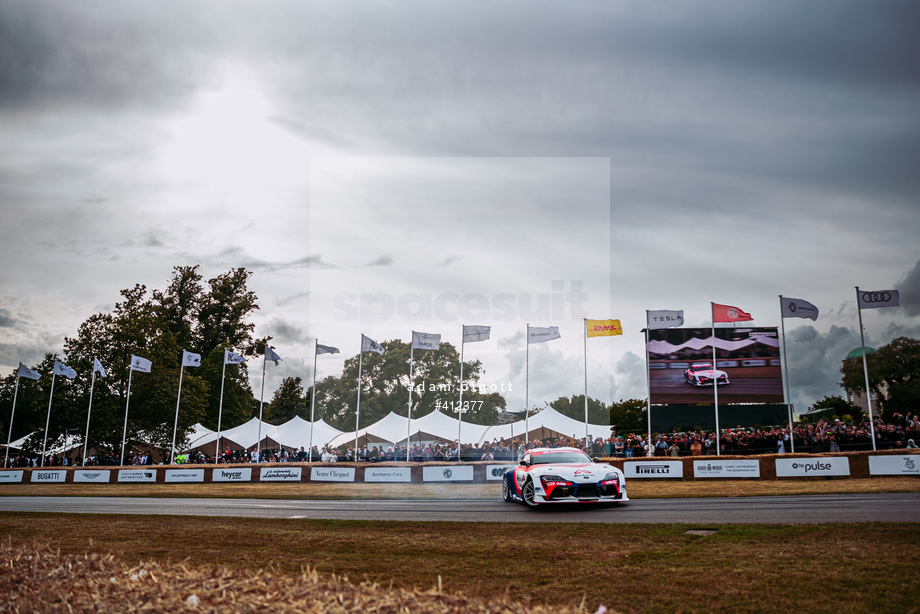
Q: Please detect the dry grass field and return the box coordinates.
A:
[2,477,919,612]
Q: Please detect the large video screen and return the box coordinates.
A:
[647,327,783,405]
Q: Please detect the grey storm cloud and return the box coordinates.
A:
[896,259,920,317]
[263,318,310,346]
[365,255,394,267]
[1,0,918,412]
[784,325,862,410]
[0,307,17,328]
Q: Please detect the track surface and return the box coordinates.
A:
[2,493,919,523]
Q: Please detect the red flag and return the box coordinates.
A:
[712,303,753,323]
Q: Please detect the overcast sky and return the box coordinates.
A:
[2,1,919,419]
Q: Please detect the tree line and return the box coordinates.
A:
[5,265,915,458]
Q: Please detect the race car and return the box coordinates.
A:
[502,447,628,508]
[684,363,729,387]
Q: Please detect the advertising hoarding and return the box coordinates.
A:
[868,455,920,476]
[212,468,252,482]
[775,457,850,477]
[310,467,355,482]
[0,471,24,483]
[623,460,684,479]
[73,470,111,483]
[363,467,410,483]
[648,327,783,405]
[422,465,474,482]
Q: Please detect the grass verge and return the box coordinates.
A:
[2,513,919,612]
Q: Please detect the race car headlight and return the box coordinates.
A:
[601,472,621,483]
[540,474,572,486]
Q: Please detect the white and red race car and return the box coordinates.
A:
[684,363,729,387]
[502,447,628,508]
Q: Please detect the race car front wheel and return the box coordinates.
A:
[521,479,539,508]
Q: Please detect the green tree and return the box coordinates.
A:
[841,337,920,421]
[1,361,49,453]
[807,395,861,421]
[608,398,647,434]
[310,339,505,431]
[57,266,263,457]
[265,377,308,423]
[547,395,609,425]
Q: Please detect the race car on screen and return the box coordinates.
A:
[684,363,729,387]
[502,447,628,508]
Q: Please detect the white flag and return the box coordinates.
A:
[130,355,152,373]
[528,325,561,344]
[316,344,340,355]
[361,334,385,354]
[17,363,40,380]
[265,345,282,366]
[647,310,684,330]
[181,350,202,368]
[224,349,246,365]
[411,331,441,350]
[780,297,819,321]
[857,289,900,310]
[53,360,77,379]
[462,325,491,343]
[93,357,107,378]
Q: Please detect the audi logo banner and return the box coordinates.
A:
[856,289,900,309]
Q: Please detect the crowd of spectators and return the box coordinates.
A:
[6,412,918,467]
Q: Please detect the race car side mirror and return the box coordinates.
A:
[593,457,600,463]
[520,459,530,467]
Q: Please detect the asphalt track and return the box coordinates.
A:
[2,493,919,523]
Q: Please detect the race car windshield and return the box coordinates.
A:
[533,451,591,465]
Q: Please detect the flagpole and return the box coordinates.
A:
[258,348,267,463]
[4,375,22,468]
[170,362,185,465]
[645,314,653,457]
[216,351,228,462]
[82,365,97,466]
[310,340,319,462]
[855,286,878,451]
[407,342,414,462]
[40,371,57,467]
[458,325,465,446]
[120,368,134,466]
[525,324,530,447]
[778,296,795,453]
[583,318,589,448]
[711,304,721,457]
[355,339,363,455]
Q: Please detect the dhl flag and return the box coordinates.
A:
[586,319,623,337]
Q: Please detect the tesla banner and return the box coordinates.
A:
[647,327,783,405]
